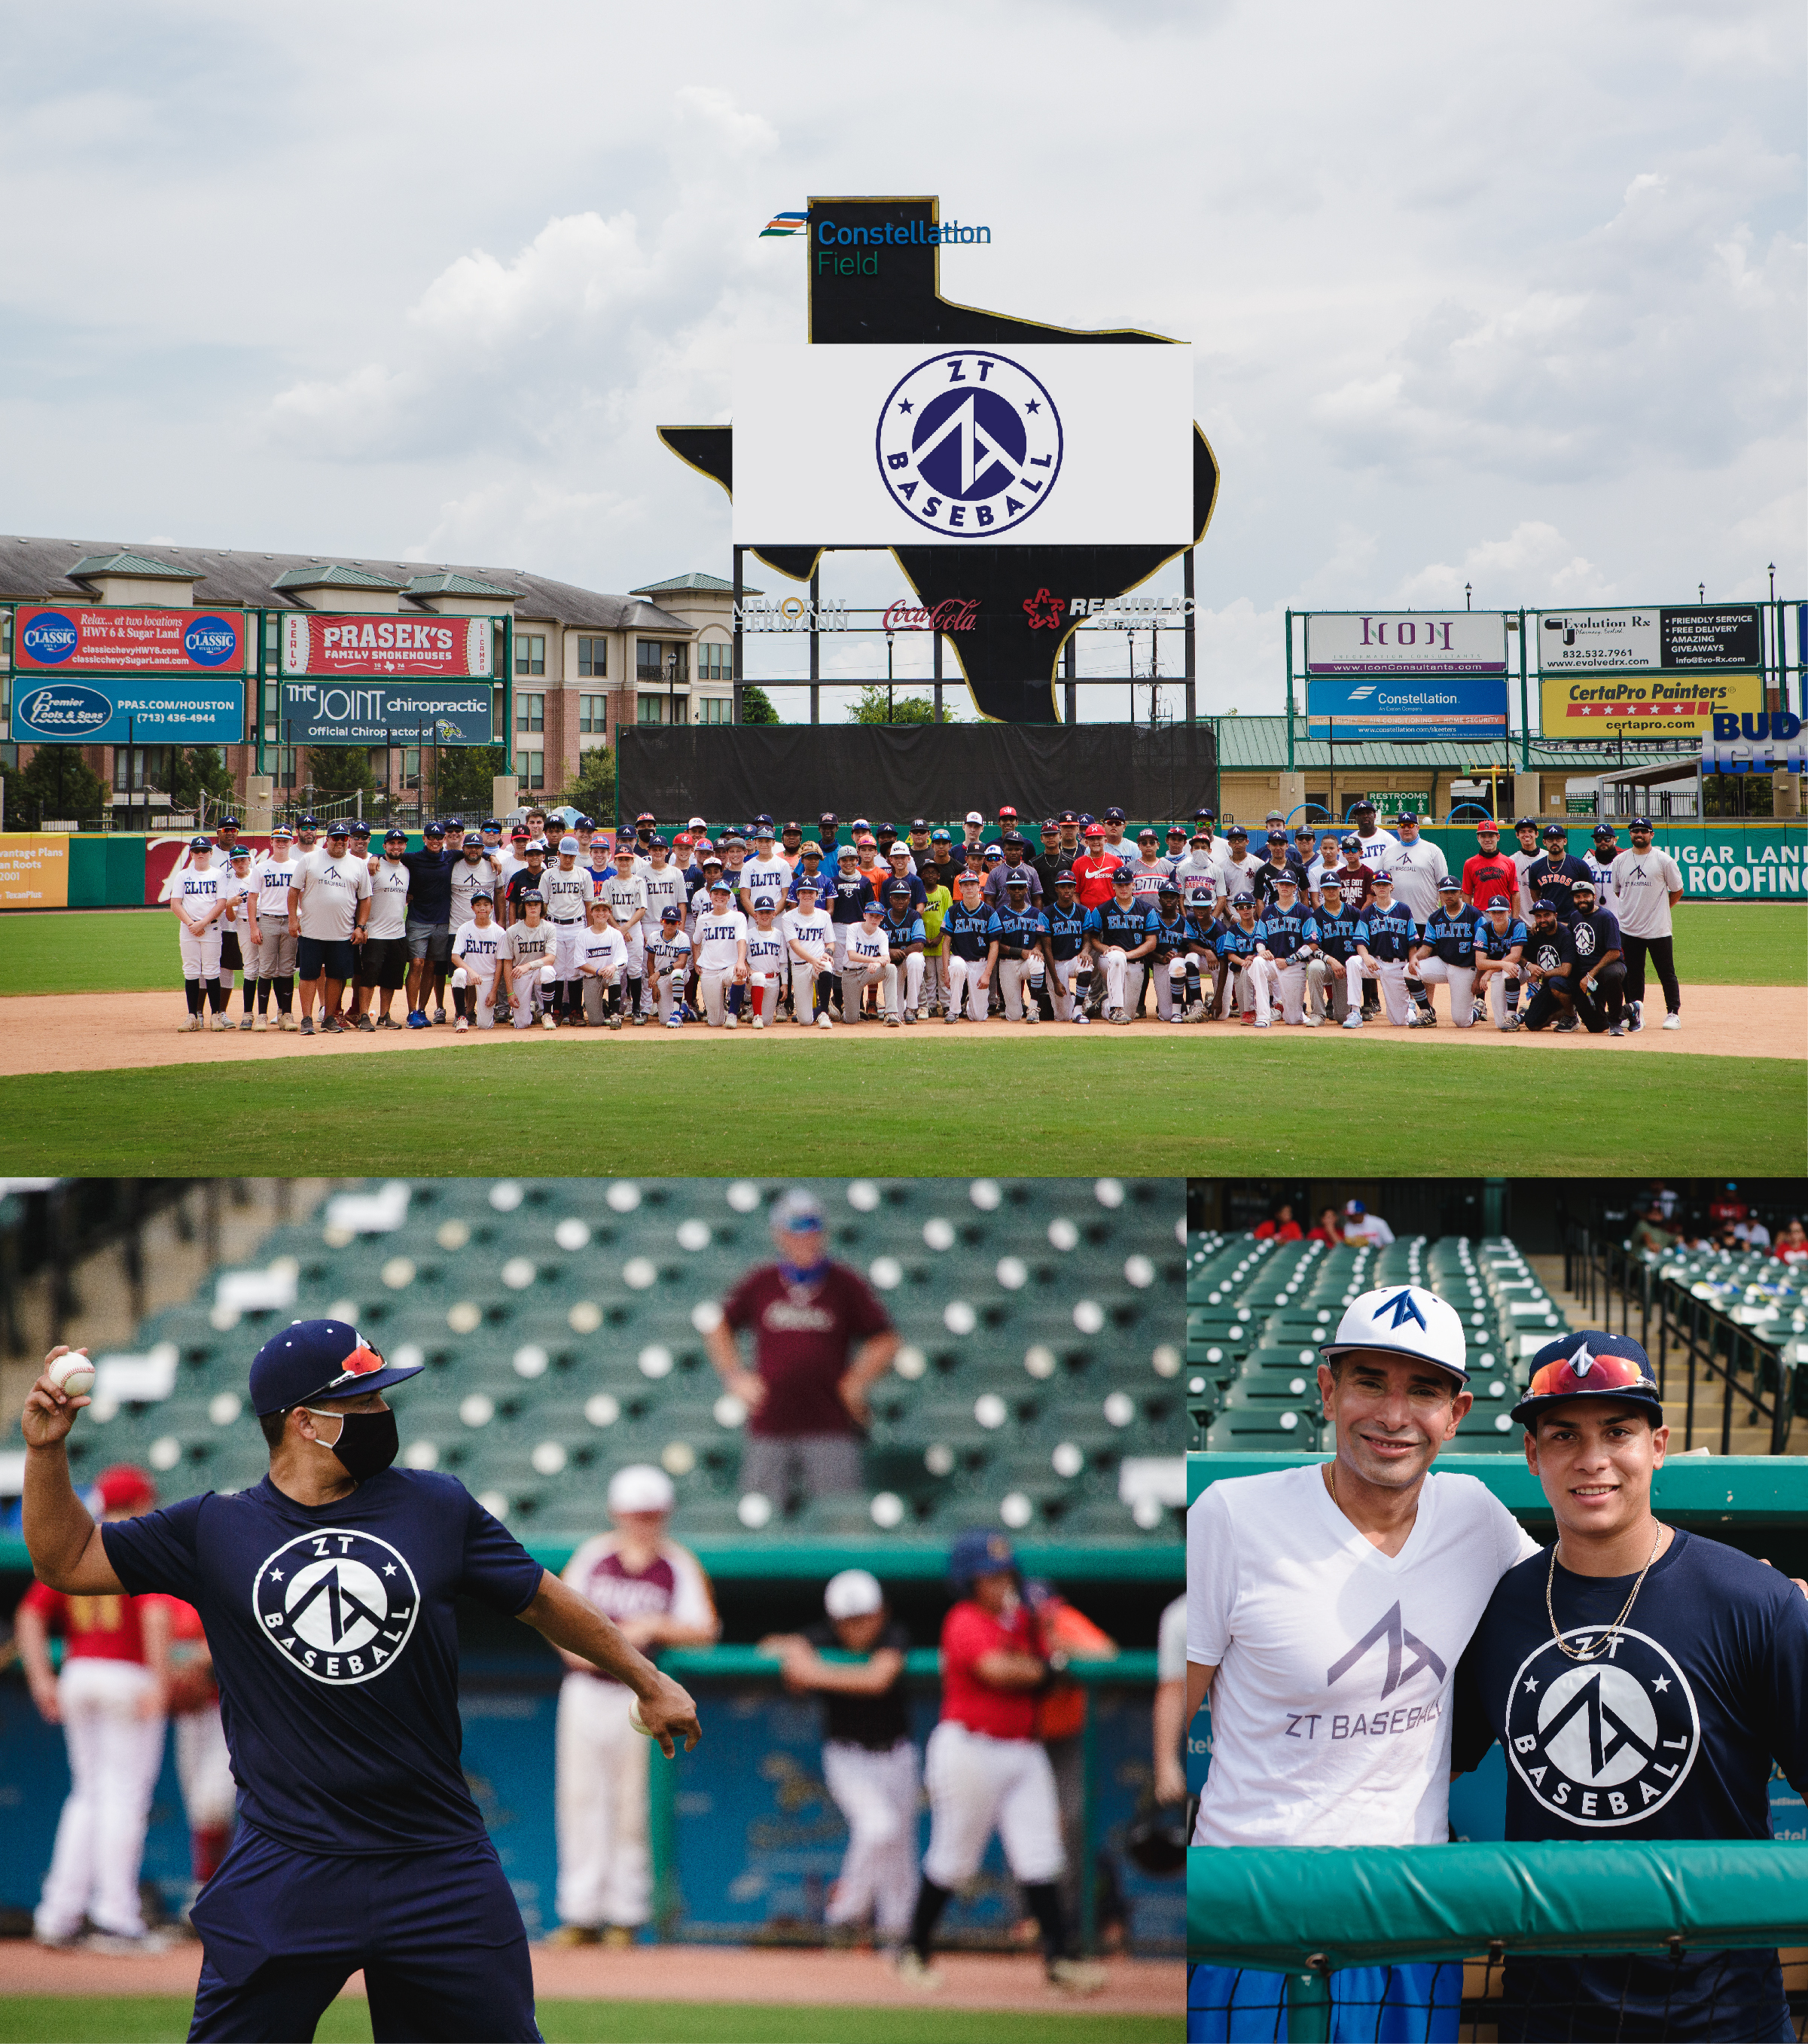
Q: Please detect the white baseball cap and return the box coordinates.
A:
[1319,1285,1468,1384]
[608,1464,675,1514]
[559,835,580,855]
[824,1568,884,1620]
[965,810,984,825]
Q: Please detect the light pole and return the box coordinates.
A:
[886,630,895,723]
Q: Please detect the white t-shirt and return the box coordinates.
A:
[366,858,413,942]
[1157,1593,1188,1684]
[739,856,792,907]
[782,907,834,963]
[1355,826,1399,862]
[649,928,693,979]
[294,852,371,941]
[542,864,594,925]
[845,922,889,969]
[1218,854,1261,908]
[450,854,498,929]
[452,920,506,978]
[1172,852,1220,913]
[1187,1466,1539,1847]
[1383,838,1450,924]
[693,908,747,972]
[575,926,628,977]
[1609,847,1683,939]
[253,854,300,923]
[1343,1213,1395,1246]
[745,924,788,978]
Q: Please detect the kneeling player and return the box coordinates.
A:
[745,896,789,1029]
[450,892,505,1030]
[1213,898,1263,1025]
[1474,895,1528,1032]
[944,874,995,1024]
[1353,873,1419,1025]
[841,901,891,1024]
[1566,880,1627,1036]
[575,898,629,1029]
[1518,898,1579,1033]
[648,905,694,1027]
[1409,876,1481,1027]
[782,878,835,1029]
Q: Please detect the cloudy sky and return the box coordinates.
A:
[2,0,1800,718]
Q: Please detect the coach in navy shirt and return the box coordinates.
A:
[20,1323,701,2043]
[1453,1332,1808,2043]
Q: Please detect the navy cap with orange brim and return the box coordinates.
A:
[1509,1330,1663,1426]
[249,1318,424,1417]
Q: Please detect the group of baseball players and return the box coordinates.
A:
[165,802,1687,1042]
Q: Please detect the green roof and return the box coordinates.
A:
[630,570,759,596]
[270,563,404,593]
[1209,714,1697,775]
[402,572,517,599]
[68,551,196,581]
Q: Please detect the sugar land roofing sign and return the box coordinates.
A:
[1305,612,1508,675]
[1666,827,1808,898]
[11,677,243,746]
[13,606,250,674]
[276,682,495,746]
[1536,606,1762,672]
[281,613,493,679]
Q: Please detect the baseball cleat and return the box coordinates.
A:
[817,1013,834,1030]
[279,1013,299,1030]
[666,1015,682,1029]
[239,1015,255,1030]
[454,1017,470,1033]
[610,1014,624,1030]
[1047,1958,1108,1995]
[1253,1017,1272,1029]
[944,1008,959,1024]
[1662,1012,1681,1030]
[895,1951,944,1992]
[177,1015,201,1033]
[542,1014,557,1031]
[1072,1011,1090,1025]
[1555,1017,1579,1033]
[904,1010,918,1024]
[1023,1008,1038,1024]
[1608,1020,1626,1036]
[433,1007,447,1025]
[1169,1012,1185,1025]
[406,1009,427,1028]
[724,1014,737,1030]
[1341,1014,1364,1030]
[886,1013,900,1027]
[1628,1002,1642,1032]
[753,1015,767,1030]
[252,1016,269,1032]
[1498,1015,1520,1032]
[1303,1014,1322,1028]
[211,1014,233,1030]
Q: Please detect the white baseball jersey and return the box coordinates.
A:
[782,906,834,962]
[845,923,888,969]
[450,855,497,929]
[493,852,528,890]
[293,853,370,941]
[452,920,506,978]
[693,908,747,972]
[505,920,554,972]
[739,856,791,905]
[605,871,649,932]
[745,925,788,978]
[366,859,412,941]
[252,853,300,923]
[542,865,594,925]
[175,859,222,922]
[1127,858,1169,911]
[648,928,693,978]
[1217,854,1262,908]
[687,883,721,929]
[1511,847,1541,903]
[1384,838,1450,925]
[1157,1593,1187,1685]
[642,863,687,926]
[1583,849,1618,902]
[575,926,628,977]
[1609,847,1683,939]
[219,868,257,927]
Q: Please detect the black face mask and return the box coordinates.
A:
[306,1406,398,1481]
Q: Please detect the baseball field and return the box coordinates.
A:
[1,906,1803,1176]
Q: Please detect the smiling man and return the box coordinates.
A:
[1185,1286,1541,2042]
[1453,1331,1808,2042]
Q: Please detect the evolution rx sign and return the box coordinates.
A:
[282,613,493,679]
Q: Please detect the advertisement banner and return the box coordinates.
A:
[1666,827,1807,899]
[0,833,70,908]
[10,676,245,746]
[1306,675,1509,740]
[281,614,493,679]
[275,681,495,746]
[1538,670,1763,742]
[1535,606,1762,672]
[732,342,1195,546]
[1305,612,1507,675]
[11,606,250,675]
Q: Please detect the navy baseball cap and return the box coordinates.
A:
[230,844,252,859]
[471,889,492,903]
[1396,811,1418,824]
[1511,1331,1663,1426]
[1486,894,1512,911]
[1053,869,1077,886]
[1514,816,1536,829]
[948,1528,1017,1592]
[1438,875,1462,892]
[888,880,911,897]
[218,816,240,829]
[753,894,777,911]
[349,820,372,837]
[1543,822,1567,839]
[660,905,681,921]
[1630,815,1653,830]
[1227,825,1248,839]
[795,876,821,893]
[1157,881,1180,898]
[861,898,884,914]
[385,828,407,844]
[297,813,319,828]
[1341,834,1361,852]
[1267,830,1288,846]
[1104,806,1126,822]
[1111,869,1136,885]
[423,822,444,837]
[1195,808,1215,822]
[1593,823,1617,839]
[1059,809,1079,823]
[1004,869,1029,886]
[188,834,211,850]
[250,1319,422,1417]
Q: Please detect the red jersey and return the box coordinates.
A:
[20,1581,150,1664]
[1070,853,1123,908]
[1461,852,1518,912]
[159,1595,221,1711]
[721,1260,892,1438]
[939,1598,1042,1740]
[1254,1219,1303,1243]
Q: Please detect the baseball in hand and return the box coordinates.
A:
[627,1701,653,1736]
[48,1354,96,1398]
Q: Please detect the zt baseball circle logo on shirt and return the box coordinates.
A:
[255,1530,419,1686]
[1505,1627,1698,1826]
[876,352,1062,536]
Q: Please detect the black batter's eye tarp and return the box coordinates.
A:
[617,723,1217,827]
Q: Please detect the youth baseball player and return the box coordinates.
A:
[504,892,557,1031]
[1474,895,1529,1031]
[693,880,749,1027]
[943,873,995,1023]
[781,879,834,1029]
[1354,872,1419,1025]
[449,893,506,1030]
[739,824,792,916]
[880,885,927,1026]
[1086,868,1155,1025]
[1214,827,1261,917]
[248,823,301,1031]
[18,1464,172,1950]
[1245,874,1316,1028]
[20,1326,700,2040]
[552,1466,718,1946]
[542,837,595,1026]
[1212,897,1262,1024]
[1407,875,1482,1027]
[986,872,1046,1022]
[355,830,413,1032]
[1610,816,1685,1031]
[639,841,687,1006]
[172,834,230,1033]
[218,844,261,1029]
[1308,880,1371,1030]
[648,905,694,1027]
[903,1533,1105,1996]
[761,1570,919,1953]
[841,900,892,1024]
[1145,883,1200,1022]
[600,844,651,1025]
[575,898,630,1029]
[744,897,790,1029]
[1038,872,1091,1022]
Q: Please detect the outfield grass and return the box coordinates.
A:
[0,1996,1174,2043]
[1,1036,1801,1175]
[2,901,1803,998]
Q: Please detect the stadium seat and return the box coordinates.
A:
[1206,1408,1320,1454]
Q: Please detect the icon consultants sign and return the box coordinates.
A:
[1306,612,1508,676]
[13,606,250,675]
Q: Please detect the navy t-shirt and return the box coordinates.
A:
[102,1470,544,1856]
[1453,1530,1808,2036]
[399,847,455,923]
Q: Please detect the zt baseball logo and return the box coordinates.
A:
[877,352,1062,535]
[1504,1628,1698,1826]
[254,1530,419,1686]
[1574,923,1597,958]
[1328,1602,1446,1698]
[1374,1289,1428,1333]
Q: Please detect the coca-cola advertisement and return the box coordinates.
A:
[881,599,979,632]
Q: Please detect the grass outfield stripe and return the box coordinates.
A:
[0,2000,1178,2044]
[2,1038,1802,1173]
[2,901,1803,997]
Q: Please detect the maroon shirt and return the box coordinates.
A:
[721,1261,892,1438]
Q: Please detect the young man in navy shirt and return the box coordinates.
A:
[1453,1332,1808,2043]
[1566,878,1627,1036]
[21,1324,701,2044]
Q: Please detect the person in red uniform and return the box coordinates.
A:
[901,1531,1107,1997]
[705,1188,898,1504]
[160,1596,237,1889]
[1459,819,1520,917]
[17,1464,172,1950]
[1070,824,1124,910]
[1252,1203,1303,1243]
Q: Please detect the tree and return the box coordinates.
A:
[11,745,107,826]
[845,685,950,726]
[427,744,508,818]
[739,685,780,726]
[305,746,377,802]
[169,746,235,815]
[560,745,617,823]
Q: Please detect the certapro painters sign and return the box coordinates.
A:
[1537,606,1764,741]
[276,682,494,746]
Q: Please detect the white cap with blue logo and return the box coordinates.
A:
[1319,1285,1468,1383]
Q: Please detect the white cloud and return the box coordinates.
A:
[1398,523,1612,609]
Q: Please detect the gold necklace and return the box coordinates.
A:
[1546,1522,1663,1661]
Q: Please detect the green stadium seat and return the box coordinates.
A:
[1206,1408,1320,1453]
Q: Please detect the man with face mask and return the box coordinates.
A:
[19,1326,701,2043]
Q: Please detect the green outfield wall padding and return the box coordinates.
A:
[63,834,148,908]
[1419,825,1807,899]
[1187,1841,1808,1969]
[66,836,107,908]
[662,1645,1157,1682]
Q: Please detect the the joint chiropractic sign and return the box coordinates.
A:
[281,614,493,679]
[276,682,495,746]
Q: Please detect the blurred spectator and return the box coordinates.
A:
[1306,1206,1344,1248]
[1340,1199,1395,1247]
[161,1597,236,1890]
[1024,1581,1121,1951]
[1707,1184,1748,1231]
[1252,1203,1302,1244]
[1154,1592,1188,1807]
[1732,1215,1771,1249]
[1773,1219,1808,1265]
[1630,1206,1675,1256]
[18,1465,171,1951]
[1648,1181,1680,1221]
[706,1189,898,1502]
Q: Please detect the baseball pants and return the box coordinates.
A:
[1359,958,1414,1024]
[35,1658,165,1942]
[551,921,584,984]
[1048,955,1085,1020]
[1571,959,1627,1032]
[1412,956,1476,1027]
[699,968,738,1026]
[788,958,829,1021]
[822,1737,920,1940]
[556,1673,650,1930]
[1219,959,1256,1019]
[579,971,623,1024]
[1621,932,1679,1016]
[175,1701,238,1832]
[945,955,990,1020]
[178,922,223,983]
[996,956,1035,1020]
[921,1720,1064,1889]
[249,922,297,979]
[1099,947,1147,1017]
[453,966,499,1028]
[1188,1961,1460,2044]
[1247,956,1306,1025]
[919,950,947,1016]
[1484,973,1518,1027]
[1306,955,1365,1020]
[511,966,557,1029]
[739,1433,863,1501]
[1149,956,1194,1019]
[653,969,686,1022]
[886,954,924,1020]
[188,1822,540,2042]
[840,961,886,1018]
[617,929,648,1011]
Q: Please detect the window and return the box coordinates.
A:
[696,697,733,724]
[579,694,608,734]
[516,692,544,734]
[113,746,173,794]
[402,747,422,788]
[367,747,390,780]
[515,633,546,677]
[697,642,732,682]
[578,636,608,678]
[518,752,546,792]
[636,639,687,684]
[638,694,689,725]
[270,747,298,782]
